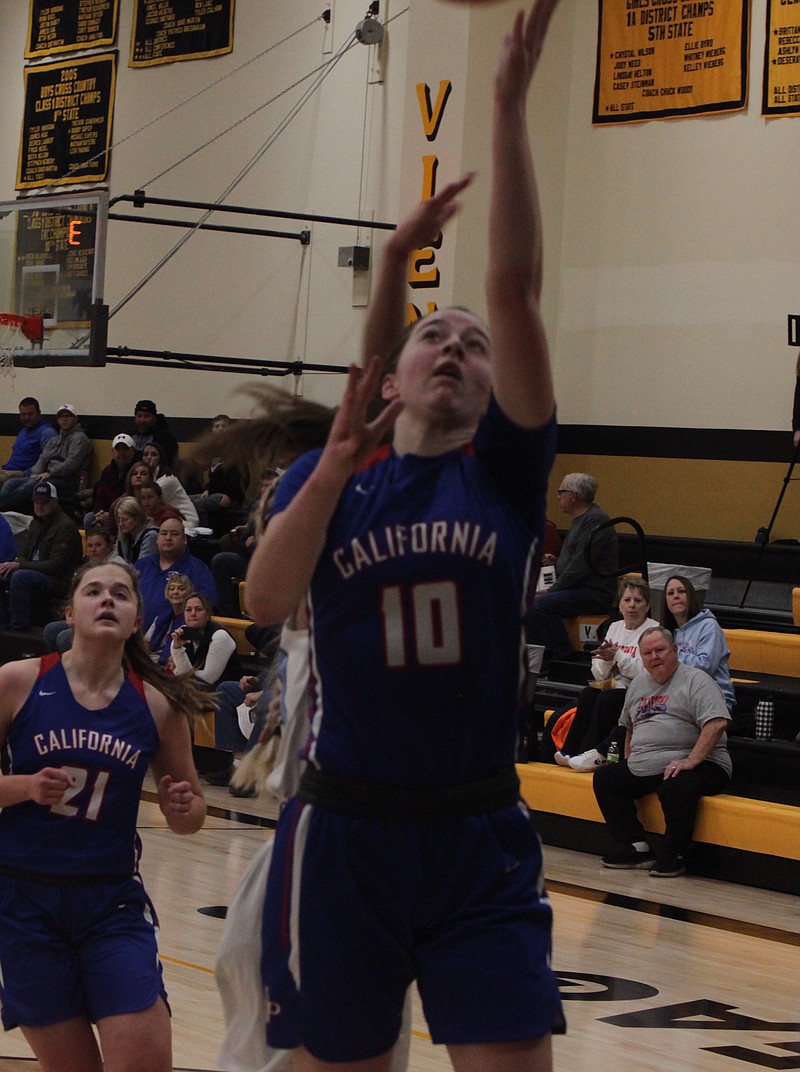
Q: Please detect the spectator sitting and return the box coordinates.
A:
[42,525,127,653]
[0,514,16,563]
[130,399,179,467]
[141,441,199,533]
[137,480,182,528]
[166,590,243,787]
[201,615,283,790]
[167,593,240,688]
[85,524,127,566]
[206,671,270,789]
[211,467,282,618]
[0,482,83,633]
[84,432,139,531]
[0,404,92,514]
[661,574,735,712]
[187,415,249,535]
[124,460,152,499]
[553,576,659,770]
[526,472,618,660]
[114,495,158,564]
[144,573,194,667]
[564,575,736,773]
[134,516,216,633]
[593,626,731,878]
[0,397,56,487]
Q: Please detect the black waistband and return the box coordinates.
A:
[0,864,134,886]
[297,765,521,822]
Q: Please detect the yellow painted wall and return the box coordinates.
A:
[548,455,800,543]
[6,430,796,543]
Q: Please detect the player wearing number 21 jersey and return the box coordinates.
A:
[0,561,205,1072]
[0,653,157,877]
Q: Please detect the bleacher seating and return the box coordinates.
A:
[518,762,800,894]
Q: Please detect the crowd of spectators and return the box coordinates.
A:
[0,397,228,642]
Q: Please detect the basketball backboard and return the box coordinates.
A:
[0,190,108,366]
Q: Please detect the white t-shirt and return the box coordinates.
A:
[591,616,659,686]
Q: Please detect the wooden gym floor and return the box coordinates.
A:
[0,777,796,1071]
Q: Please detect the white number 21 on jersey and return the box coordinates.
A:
[50,765,110,821]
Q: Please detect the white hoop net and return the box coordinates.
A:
[0,320,21,386]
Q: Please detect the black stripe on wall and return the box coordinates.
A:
[557,426,794,464]
[0,412,211,443]
[0,413,795,464]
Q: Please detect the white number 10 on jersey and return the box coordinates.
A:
[381,581,462,667]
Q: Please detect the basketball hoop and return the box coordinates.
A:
[0,313,44,382]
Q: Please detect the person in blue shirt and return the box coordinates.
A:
[134,516,215,633]
[0,513,16,563]
[0,397,56,486]
[661,574,736,711]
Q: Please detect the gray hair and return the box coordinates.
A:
[562,472,598,502]
[617,575,651,605]
[640,625,674,647]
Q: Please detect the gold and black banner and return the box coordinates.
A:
[25,0,119,59]
[17,53,117,190]
[762,0,800,115]
[129,0,235,68]
[593,0,749,124]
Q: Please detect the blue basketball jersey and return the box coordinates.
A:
[0,654,160,877]
[271,399,556,788]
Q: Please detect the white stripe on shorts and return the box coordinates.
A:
[287,803,313,988]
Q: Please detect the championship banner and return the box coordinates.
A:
[763,0,800,115]
[129,0,235,68]
[593,0,749,124]
[25,0,119,59]
[16,53,117,190]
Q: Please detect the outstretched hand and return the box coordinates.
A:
[495,0,560,106]
[319,356,403,480]
[391,173,475,258]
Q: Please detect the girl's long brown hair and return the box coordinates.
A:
[186,385,337,477]
[67,561,211,722]
[660,574,701,633]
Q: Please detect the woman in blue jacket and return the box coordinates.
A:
[661,574,735,711]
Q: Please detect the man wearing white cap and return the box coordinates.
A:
[0,481,83,632]
[0,404,91,514]
[84,432,139,530]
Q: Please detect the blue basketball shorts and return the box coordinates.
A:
[261,798,564,1063]
[0,874,168,1030]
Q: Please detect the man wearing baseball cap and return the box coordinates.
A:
[0,403,92,514]
[0,481,83,632]
[84,432,139,530]
[130,400,179,466]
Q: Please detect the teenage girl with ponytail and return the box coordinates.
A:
[0,559,207,1072]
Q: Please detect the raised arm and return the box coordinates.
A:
[244,359,403,626]
[361,175,474,370]
[486,0,559,429]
